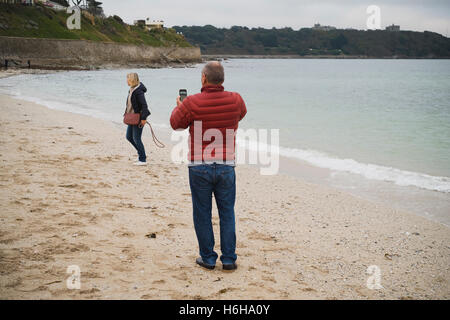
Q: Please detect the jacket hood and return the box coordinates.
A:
[134,82,147,94]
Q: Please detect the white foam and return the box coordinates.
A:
[280,145,449,193]
[236,137,450,193]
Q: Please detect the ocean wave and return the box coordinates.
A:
[280,146,450,193]
[236,138,450,193]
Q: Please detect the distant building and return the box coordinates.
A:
[313,23,336,31]
[0,0,91,13]
[134,18,164,30]
[30,0,68,11]
[86,0,104,17]
[0,0,53,6]
[145,18,164,30]
[386,24,400,31]
[45,1,68,11]
[134,19,146,27]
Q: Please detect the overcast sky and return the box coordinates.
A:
[102,0,450,36]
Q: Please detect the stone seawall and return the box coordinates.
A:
[0,36,202,69]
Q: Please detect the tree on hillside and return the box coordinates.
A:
[330,33,347,49]
[173,25,450,57]
[87,0,104,17]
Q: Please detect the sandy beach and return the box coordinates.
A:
[0,93,449,300]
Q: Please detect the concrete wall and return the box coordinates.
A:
[0,36,202,69]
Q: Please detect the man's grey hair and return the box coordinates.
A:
[202,61,225,85]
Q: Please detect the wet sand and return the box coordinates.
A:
[0,94,449,299]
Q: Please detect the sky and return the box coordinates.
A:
[101,0,450,36]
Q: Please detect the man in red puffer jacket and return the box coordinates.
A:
[170,61,247,271]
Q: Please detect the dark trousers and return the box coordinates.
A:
[126,125,146,162]
[188,163,237,266]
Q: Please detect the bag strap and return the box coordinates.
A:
[146,122,165,148]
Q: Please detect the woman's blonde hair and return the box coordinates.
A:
[127,73,140,87]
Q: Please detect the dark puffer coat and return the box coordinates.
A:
[126,82,150,121]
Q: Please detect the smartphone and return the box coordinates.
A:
[179,89,187,102]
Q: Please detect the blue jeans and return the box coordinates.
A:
[126,125,146,162]
[188,163,237,266]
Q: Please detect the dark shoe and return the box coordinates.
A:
[196,257,215,270]
[222,262,238,271]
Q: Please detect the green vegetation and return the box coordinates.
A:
[0,3,192,47]
[173,25,450,57]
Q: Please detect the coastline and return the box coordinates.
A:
[202,54,450,60]
[0,93,449,299]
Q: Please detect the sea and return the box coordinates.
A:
[1,59,449,226]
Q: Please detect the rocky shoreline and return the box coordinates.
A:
[0,36,202,71]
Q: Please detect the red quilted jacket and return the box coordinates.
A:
[170,84,247,162]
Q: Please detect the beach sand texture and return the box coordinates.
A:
[0,94,449,299]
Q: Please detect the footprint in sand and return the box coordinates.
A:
[72,211,94,219]
[262,275,277,283]
[248,230,278,242]
[58,183,81,189]
[81,140,99,145]
[167,222,188,229]
[57,220,86,227]
[119,202,135,209]
[112,230,135,238]
[152,279,166,285]
[96,182,112,188]
[100,156,114,162]
[79,288,101,295]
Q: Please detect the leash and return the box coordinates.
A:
[145,122,165,148]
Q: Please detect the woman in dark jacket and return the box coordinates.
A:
[125,73,151,166]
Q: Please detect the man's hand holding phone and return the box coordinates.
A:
[178,89,187,107]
